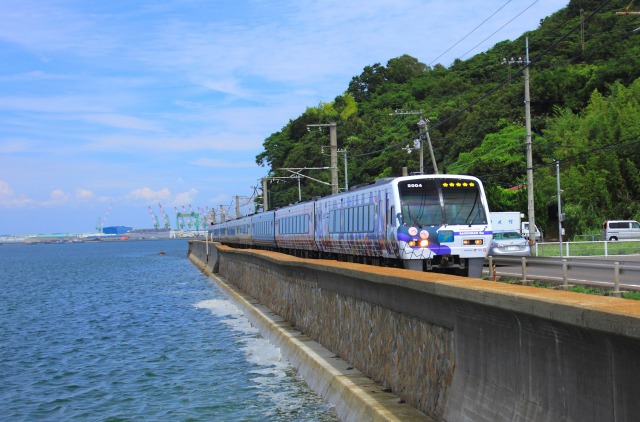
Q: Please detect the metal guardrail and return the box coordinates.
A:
[485,255,640,293]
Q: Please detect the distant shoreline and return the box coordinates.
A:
[0,229,206,245]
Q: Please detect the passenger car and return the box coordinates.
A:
[490,231,531,256]
[601,220,640,241]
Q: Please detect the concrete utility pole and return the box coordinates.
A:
[556,160,563,257]
[235,195,241,218]
[262,177,268,211]
[340,148,349,191]
[502,37,536,246]
[391,109,438,174]
[307,123,339,194]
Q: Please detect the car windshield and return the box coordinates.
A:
[494,231,522,240]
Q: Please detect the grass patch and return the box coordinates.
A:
[530,281,554,288]
[569,285,609,295]
[623,291,640,301]
[499,278,520,284]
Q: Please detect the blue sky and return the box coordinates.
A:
[0,0,567,235]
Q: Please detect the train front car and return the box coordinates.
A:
[391,175,492,278]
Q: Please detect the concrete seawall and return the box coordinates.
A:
[189,240,640,421]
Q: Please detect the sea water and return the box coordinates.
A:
[0,239,336,421]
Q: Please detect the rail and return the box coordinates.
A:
[485,255,640,293]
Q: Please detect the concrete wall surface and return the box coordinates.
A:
[188,240,640,422]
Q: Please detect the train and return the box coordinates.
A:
[210,174,493,278]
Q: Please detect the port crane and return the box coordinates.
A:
[95,203,112,232]
[175,208,200,230]
[158,202,171,228]
[148,206,160,229]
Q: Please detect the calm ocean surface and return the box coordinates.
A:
[0,239,337,421]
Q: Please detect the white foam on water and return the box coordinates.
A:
[194,298,284,367]
[194,297,334,419]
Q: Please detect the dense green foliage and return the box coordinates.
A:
[255,0,640,240]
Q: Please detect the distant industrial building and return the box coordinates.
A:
[102,226,133,235]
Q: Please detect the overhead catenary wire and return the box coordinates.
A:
[458,0,540,60]
[352,0,614,160]
[429,0,514,66]
[478,136,640,183]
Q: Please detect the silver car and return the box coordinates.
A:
[490,231,531,256]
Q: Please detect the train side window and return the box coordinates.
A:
[349,208,354,232]
[346,208,351,232]
[362,205,368,231]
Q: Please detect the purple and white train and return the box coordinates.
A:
[210,175,493,278]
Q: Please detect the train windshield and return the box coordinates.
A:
[398,178,487,226]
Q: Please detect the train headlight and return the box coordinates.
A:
[409,239,429,248]
[463,239,484,245]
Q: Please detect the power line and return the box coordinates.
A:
[429,0,514,66]
[458,0,540,60]
[479,137,640,182]
[352,0,614,160]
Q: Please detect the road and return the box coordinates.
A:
[485,255,640,290]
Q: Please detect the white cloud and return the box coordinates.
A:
[200,78,249,98]
[0,180,34,207]
[0,95,108,113]
[128,187,172,202]
[47,189,71,205]
[0,139,34,153]
[0,180,11,197]
[76,189,94,200]
[173,188,198,206]
[88,132,263,153]
[82,114,162,131]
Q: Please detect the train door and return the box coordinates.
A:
[384,190,397,258]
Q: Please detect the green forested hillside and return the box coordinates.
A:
[255,0,640,240]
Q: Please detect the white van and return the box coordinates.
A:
[521,221,542,242]
[601,220,640,241]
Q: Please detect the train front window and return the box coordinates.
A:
[398,180,442,226]
[441,180,487,225]
[398,178,487,226]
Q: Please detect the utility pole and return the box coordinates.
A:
[262,177,268,211]
[307,123,338,194]
[556,160,563,258]
[502,37,536,246]
[391,109,438,174]
[340,148,349,191]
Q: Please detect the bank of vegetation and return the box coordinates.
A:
[255,0,640,240]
